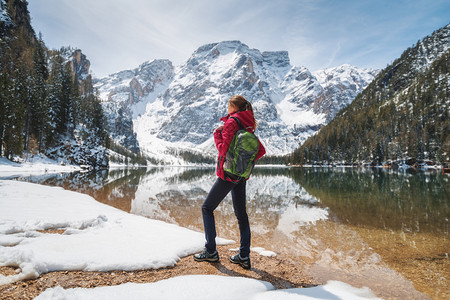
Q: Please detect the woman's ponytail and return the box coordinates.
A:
[228,95,257,130]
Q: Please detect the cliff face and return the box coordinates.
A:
[94,59,175,152]
[1,0,35,42]
[313,64,379,121]
[69,49,92,95]
[1,0,13,34]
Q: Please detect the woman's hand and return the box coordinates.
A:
[214,125,224,133]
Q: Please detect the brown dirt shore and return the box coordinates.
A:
[0,246,319,299]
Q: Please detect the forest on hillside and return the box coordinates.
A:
[0,0,109,167]
[290,26,449,167]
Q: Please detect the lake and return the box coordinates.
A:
[4,166,448,299]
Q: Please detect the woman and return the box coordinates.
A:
[193,95,266,269]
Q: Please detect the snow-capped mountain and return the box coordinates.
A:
[94,59,174,152]
[94,41,378,163]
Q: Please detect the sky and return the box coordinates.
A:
[28,0,449,78]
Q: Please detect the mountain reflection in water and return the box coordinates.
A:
[5,166,448,299]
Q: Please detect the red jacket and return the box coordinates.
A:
[214,110,266,181]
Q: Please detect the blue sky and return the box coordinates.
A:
[28,0,449,78]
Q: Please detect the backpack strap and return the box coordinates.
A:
[230,116,244,131]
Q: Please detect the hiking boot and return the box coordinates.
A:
[193,249,219,262]
[230,254,251,269]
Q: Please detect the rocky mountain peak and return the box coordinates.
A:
[60,49,92,96]
[71,49,90,77]
[262,51,290,68]
[95,41,378,163]
[413,23,449,70]
[95,59,174,103]
[93,59,174,152]
[195,40,249,55]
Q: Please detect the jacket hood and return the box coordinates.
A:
[220,110,255,133]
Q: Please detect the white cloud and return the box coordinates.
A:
[28,0,450,77]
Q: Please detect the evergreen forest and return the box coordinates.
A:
[0,1,109,167]
[290,25,449,166]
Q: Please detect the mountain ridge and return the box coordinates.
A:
[94,41,378,164]
[290,23,450,166]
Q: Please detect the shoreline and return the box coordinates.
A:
[0,246,318,299]
[2,156,447,174]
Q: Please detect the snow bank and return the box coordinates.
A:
[230,247,277,257]
[250,247,277,257]
[254,280,380,300]
[0,180,232,285]
[0,156,81,175]
[35,275,380,300]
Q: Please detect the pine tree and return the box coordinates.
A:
[29,36,49,152]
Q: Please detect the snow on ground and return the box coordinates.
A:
[0,156,81,175]
[0,179,380,299]
[35,275,379,300]
[0,180,232,285]
[229,247,277,257]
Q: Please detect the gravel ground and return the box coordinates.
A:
[0,246,318,299]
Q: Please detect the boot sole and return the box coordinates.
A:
[229,257,251,269]
[193,256,219,262]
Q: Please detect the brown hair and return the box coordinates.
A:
[228,95,257,129]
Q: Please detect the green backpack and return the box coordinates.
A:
[223,117,260,181]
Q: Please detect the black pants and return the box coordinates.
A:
[201,177,250,257]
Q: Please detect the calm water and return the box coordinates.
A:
[4,167,449,299]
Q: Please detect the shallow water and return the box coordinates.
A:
[4,167,449,299]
